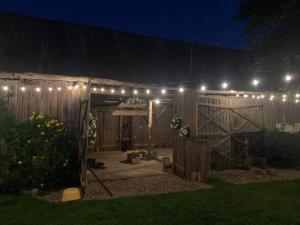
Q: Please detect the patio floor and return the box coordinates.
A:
[87,148,173,181]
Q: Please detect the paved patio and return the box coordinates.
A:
[87,148,173,181]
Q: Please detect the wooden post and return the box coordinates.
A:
[119,115,123,151]
[148,100,153,151]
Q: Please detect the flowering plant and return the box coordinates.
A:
[88,113,97,145]
[170,116,183,129]
[179,125,191,137]
[0,112,78,192]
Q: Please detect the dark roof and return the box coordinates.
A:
[0,11,248,87]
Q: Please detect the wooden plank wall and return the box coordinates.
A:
[91,103,175,151]
[173,91,210,182]
[0,79,85,153]
[132,103,174,148]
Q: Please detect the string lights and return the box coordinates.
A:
[1,73,300,105]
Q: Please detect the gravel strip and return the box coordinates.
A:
[211,168,300,184]
[84,174,210,200]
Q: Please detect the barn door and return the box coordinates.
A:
[197,97,264,168]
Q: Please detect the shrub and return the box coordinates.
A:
[0,112,79,193]
[261,131,300,168]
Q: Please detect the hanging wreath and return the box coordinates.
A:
[179,125,191,137]
[88,113,97,145]
[170,116,183,129]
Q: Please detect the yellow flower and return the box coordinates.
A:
[27,140,31,144]
[18,161,22,165]
[46,124,50,128]
[41,132,45,135]
[29,116,34,120]
[37,124,41,128]
[56,123,60,127]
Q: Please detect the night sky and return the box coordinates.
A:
[0,0,246,49]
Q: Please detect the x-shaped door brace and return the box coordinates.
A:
[198,105,263,155]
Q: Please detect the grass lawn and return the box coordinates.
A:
[1,179,300,225]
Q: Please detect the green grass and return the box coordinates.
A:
[1,179,300,225]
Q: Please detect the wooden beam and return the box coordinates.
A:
[112,110,148,116]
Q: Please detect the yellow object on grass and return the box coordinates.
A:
[61,188,81,202]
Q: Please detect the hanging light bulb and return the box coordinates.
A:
[57,87,62,91]
[68,85,72,90]
[284,73,293,82]
[74,84,79,89]
[146,89,150,94]
[111,89,115,93]
[48,87,53,92]
[20,86,26,92]
[93,87,97,92]
[221,82,229,89]
[133,89,138,95]
[100,87,105,92]
[295,93,300,98]
[243,94,248,98]
[2,86,8,91]
[282,98,287,102]
[121,89,125,94]
[161,89,166,95]
[35,87,41,92]
[260,94,265,99]
[200,85,207,92]
[236,94,240,97]
[179,87,184,93]
[252,95,256,99]
[252,79,260,87]
[295,99,299,103]
[154,99,160,104]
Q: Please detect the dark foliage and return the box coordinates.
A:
[261,131,300,168]
[236,0,300,89]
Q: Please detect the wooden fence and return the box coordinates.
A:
[0,79,85,153]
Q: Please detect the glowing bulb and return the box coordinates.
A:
[236,94,240,97]
[282,94,287,98]
[252,95,256,98]
[35,87,41,92]
[57,87,62,91]
[295,99,299,103]
[229,90,235,93]
[74,85,79,89]
[48,87,53,92]
[221,82,228,89]
[133,90,138,95]
[252,79,260,86]
[100,87,105,92]
[295,93,300,98]
[68,86,72,90]
[200,85,207,91]
[146,89,150,94]
[257,96,261,99]
[270,95,275,101]
[121,89,125,94]
[261,94,265,99]
[161,89,166,94]
[83,85,87,89]
[2,86,8,91]
[111,89,115,93]
[179,87,184,93]
[284,74,293,82]
[154,99,160,104]
[282,98,287,102]
[244,94,248,98]
[20,86,26,92]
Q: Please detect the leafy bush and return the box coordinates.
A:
[0,112,79,193]
[261,131,300,168]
